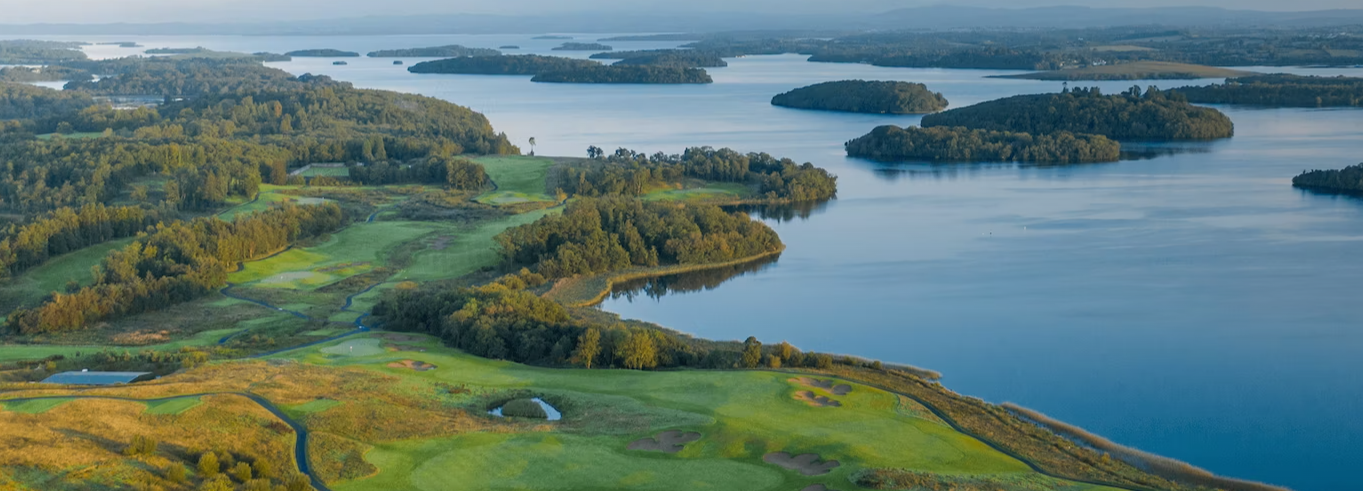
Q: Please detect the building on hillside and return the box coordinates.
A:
[40,370,154,386]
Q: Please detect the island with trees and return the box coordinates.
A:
[532,65,712,84]
[592,49,729,68]
[921,86,1234,140]
[283,49,360,57]
[533,35,573,40]
[1172,74,1363,107]
[407,55,601,75]
[553,42,613,51]
[772,80,949,114]
[366,45,501,58]
[845,125,1120,164]
[553,146,838,203]
[0,40,88,64]
[1293,164,1363,193]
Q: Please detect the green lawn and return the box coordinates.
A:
[642,183,750,203]
[300,166,351,177]
[285,398,343,417]
[35,132,103,141]
[230,221,450,288]
[144,397,202,415]
[473,155,557,205]
[396,208,557,282]
[0,238,134,312]
[0,326,240,363]
[277,334,1114,491]
[2,398,71,414]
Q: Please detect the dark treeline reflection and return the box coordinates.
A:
[607,253,781,303]
[726,202,830,223]
[1118,142,1217,161]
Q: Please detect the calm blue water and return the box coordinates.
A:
[19,34,1363,490]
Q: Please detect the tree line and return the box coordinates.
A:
[375,269,842,371]
[0,203,159,278]
[771,80,949,115]
[1293,163,1363,193]
[845,125,1121,164]
[921,86,1234,141]
[407,55,601,75]
[1173,74,1363,107]
[554,146,837,203]
[532,66,713,84]
[607,50,729,68]
[347,156,488,189]
[0,83,99,121]
[6,203,346,334]
[495,197,782,278]
[366,45,501,57]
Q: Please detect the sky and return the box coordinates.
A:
[1,0,1360,24]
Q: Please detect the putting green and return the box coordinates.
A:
[319,339,385,357]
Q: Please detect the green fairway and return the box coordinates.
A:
[281,334,1109,491]
[144,397,202,415]
[396,208,557,282]
[0,238,134,312]
[0,326,242,363]
[34,132,103,140]
[286,398,343,416]
[300,166,351,177]
[473,155,557,205]
[2,398,71,414]
[231,221,451,288]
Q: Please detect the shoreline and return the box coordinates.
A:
[542,246,786,308]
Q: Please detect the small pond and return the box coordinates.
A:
[488,397,561,421]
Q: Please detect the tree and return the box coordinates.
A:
[765,354,782,368]
[252,459,274,480]
[741,336,763,368]
[124,435,157,456]
[198,475,233,491]
[230,461,253,482]
[574,328,601,369]
[285,474,312,491]
[776,341,796,361]
[165,464,187,483]
[528,137,536,156]
[198,451,220,476]
[619,331,658,370]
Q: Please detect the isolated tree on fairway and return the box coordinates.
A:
[529,137,536,156]
[574,328,601,369]
[741,336,763,368]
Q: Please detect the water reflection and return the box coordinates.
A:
[727,202,831,222]
[606,254,782,303]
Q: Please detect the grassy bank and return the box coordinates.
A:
[543,247,786,307]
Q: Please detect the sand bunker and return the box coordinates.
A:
[627,430,702,453]
[801,486,839,491]
[791,377,852,396]
[386,360,437,371]
[430,235,454,250]
[795,391,842,408]
[763,452,840,476]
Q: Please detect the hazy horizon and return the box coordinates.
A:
[4,0,1363,25]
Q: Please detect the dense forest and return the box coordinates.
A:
[1173,74,1363,107]
[144,47,207,54]
[0,65,89,83]
[1293,164,1363,193]
[845,125,1121,164]
[407,55,601,75]
[497,197,782,278]
[771,80,948,114]
[591,49,728,68]
[60,58,329,96]
[6,203,346,333]
[0,83,99,120]
[553,43,613,51]
[922,86,1234,141]
[283,49,359,57]
[531,66,713,84]
[0,40,87,64]
[366,45,501,57]
[554,147,837,203]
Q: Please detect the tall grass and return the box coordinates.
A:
[1002,403,1291,491]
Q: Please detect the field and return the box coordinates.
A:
[1000,61,1257,81]
[473,155,560,206]
[0,237,133,313]
[0,333,1123,491]
[299,166,352,177]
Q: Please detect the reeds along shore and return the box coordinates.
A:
[1001,403,1291,491]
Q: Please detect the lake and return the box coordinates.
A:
[23,34,1363,490]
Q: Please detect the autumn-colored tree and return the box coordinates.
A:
[574,328,601,369]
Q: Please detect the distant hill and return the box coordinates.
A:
[998,62,1257,81]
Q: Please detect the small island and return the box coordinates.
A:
[408,55,601,75]
[998,61,1255,81]
[553,42,613,51]
[145,47,208,55]
[1293,164,1363,193]
[772,80,949,114]
[499,45,521,50]
[533,35,573,40]
[1172,74,1363,107]
[366,45,500,58]
[921,86,1234,140]
[532,66,712,84]
[846,125,1120,164]
[284,49,361,57]
[96,42,141,48]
